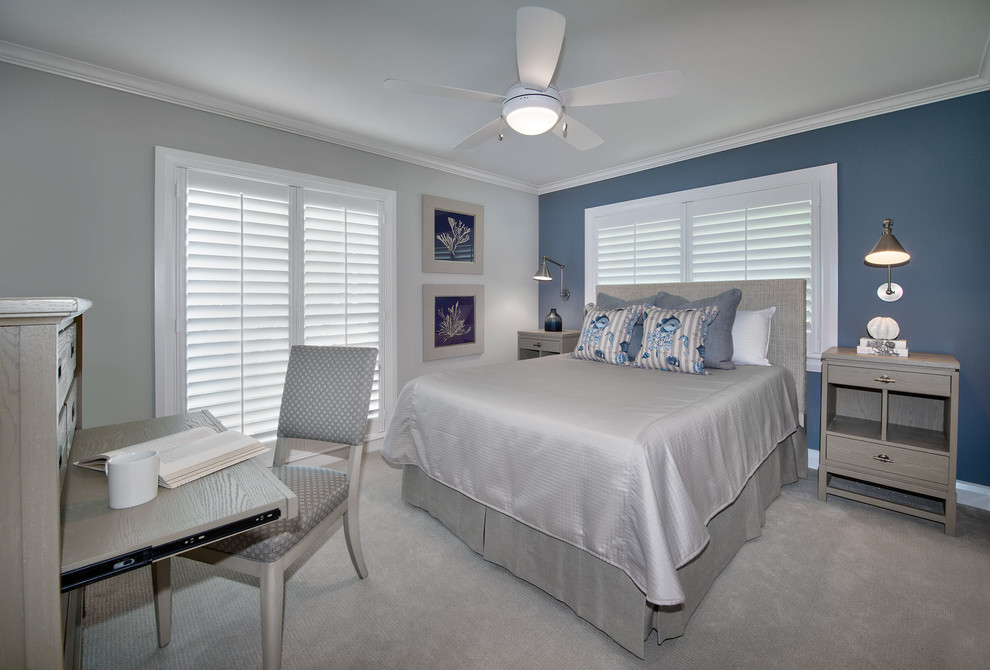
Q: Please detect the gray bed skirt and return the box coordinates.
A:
[399,429,807,658]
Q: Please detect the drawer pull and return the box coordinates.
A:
[873,375,895,384]
[873,453,893,463]
[534,342,541,348]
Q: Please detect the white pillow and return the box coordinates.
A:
[731,307,775,366]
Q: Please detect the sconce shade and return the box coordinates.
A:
[865,218,910,265]
[533,257,552,281]
[532,255,569,300]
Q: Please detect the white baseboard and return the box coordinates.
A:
[808,448,990,513]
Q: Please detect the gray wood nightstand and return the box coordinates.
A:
[517,329,580,360]
[818,347,960,534]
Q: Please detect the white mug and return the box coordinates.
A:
[105,451,160,509]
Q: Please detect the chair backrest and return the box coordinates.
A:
[277,345,378,446]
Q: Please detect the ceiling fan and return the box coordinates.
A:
[384,6,684,151]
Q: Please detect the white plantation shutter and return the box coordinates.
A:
[595,204,683,285]
[302,189,382,424]
[170,163,387,445]
[689,185,814,338]
[185,171,291,444]
[690,185,812,282]
[585,165,836,370]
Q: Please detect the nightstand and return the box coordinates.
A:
[818,347,960,534]
[517,329,580,360]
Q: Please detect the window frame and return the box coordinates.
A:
[584,164,837,372]
[154,146,397,438]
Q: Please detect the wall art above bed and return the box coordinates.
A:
[422,195,484,274]
[423,284,485,360]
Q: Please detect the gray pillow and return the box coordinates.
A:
[596,292,658,361]
[654,288,742,369]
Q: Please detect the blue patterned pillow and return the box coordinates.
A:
[595,292,657,360]
[655,288,742,370]
[572,303,645,365]
[636,306,720,374]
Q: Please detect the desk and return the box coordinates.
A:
[59,412,298,660]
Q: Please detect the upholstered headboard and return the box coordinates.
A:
[597,279,807,418]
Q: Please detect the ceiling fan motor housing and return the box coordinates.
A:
[502,84,562,135]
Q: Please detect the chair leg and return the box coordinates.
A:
[344,443,369,579]
[343,508,368,579]
[151,558,172,647]
[259,561,286,670]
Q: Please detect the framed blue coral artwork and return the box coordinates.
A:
[423,284,485,361]
[422,195,484,274]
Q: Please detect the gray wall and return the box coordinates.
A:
[0,62,539,428]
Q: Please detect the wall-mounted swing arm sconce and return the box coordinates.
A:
[865,218,911,302]
[533,255,570,301]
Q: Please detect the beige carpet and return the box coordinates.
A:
[80,453,990,669]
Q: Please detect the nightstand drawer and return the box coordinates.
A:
[825,434,949,486]
[827,364,951,397]
[519,334,566,354]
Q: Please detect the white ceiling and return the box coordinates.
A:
[2,0,988,192]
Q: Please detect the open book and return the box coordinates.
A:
[74,426,270,489]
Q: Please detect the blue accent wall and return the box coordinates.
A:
[538,91,990,487]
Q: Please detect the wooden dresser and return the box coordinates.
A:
[1,298,91,669]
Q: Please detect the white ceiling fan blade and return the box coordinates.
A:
[561,70,685,108]
[552,114,603,151]
[383,78,503,104]
[516,7,565,90]
[454,118,503,150]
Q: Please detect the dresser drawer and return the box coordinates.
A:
[57,402,69,472]
[57,322,77,406]
[519,334,566,354]
[825,434,949,486]
[65,379,78,452]
[827,363,951,397]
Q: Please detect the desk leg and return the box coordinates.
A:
[152,558,172,647]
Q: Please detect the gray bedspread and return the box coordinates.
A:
[381,355,800,606]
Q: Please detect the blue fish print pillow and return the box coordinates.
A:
[572,303,645,365]
[636,306,719,374]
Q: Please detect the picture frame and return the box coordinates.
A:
[423,284,485,361]
[422,195,484,274]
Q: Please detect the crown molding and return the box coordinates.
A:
[0,41,539,195]
[537,74,990,194]
[3,39,987,198]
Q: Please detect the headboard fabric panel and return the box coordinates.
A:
[597,279,807,417]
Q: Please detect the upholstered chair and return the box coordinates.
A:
[153,345,378,670]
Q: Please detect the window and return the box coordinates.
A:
[155,147,396,446]
[584,165,837,371]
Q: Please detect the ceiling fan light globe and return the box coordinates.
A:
[503,94,562,135]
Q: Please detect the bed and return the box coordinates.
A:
[382,279,808,656]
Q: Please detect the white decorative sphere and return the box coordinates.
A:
[867,316,900,340]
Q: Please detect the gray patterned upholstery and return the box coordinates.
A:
[209,465,349,562]
[277,345,378,445]
[216,344,377,563]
